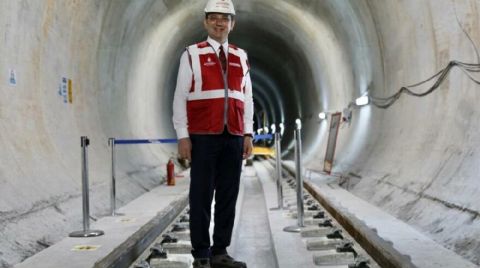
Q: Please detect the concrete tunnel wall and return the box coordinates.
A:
[0,0,479,266]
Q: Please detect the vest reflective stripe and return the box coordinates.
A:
[188,89,245,102]
[186,42,249,135]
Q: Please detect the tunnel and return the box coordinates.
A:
[1,0,480,267]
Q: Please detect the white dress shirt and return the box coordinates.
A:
[172,36,254,139]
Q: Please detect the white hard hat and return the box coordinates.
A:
[204,0,236,15]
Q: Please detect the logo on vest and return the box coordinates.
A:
[204,57,216,66]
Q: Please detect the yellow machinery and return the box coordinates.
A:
[252,146,275,157]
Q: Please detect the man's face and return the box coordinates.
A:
[204,13,235,43]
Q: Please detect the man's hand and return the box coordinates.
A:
[243,136,253,159]
[178,138,192,161]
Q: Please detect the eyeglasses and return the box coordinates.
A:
[207,15,231,24]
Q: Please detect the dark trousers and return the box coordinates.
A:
[189,130,244,259]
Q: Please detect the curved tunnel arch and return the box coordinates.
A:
[94,1,480,263]
[120,0,378,161]
[2,0,480,266]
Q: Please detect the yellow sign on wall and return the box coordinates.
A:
[67,79,73,103]
[59,77,73,104]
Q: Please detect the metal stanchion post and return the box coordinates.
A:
[109,138,116,216]
[69,136,104,237]
[271,133,284,210]
[107,138,118,216]
[294,128,305,227]
[108,138,124,217]
[283,128,305,232]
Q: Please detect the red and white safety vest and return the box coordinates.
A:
[186,41,249,136]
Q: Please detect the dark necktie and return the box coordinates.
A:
[219,46,227,73]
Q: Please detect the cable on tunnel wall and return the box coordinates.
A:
[315,60,480,120]
[368,10,480,110]
[369,60,480,109]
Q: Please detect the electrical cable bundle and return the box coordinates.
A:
[370,60,480,109]
[371,9,480,110]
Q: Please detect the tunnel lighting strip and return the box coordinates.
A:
[114,139,178,145]
[355,95,369,106]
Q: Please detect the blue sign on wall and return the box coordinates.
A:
[9,69,16,86]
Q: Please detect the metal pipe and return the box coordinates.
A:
[294,129,305,227]
[283,128,305,232]
[69,136,104,237]
[275,133,283,209]
[81,136,90,231]
[109,138,117,216]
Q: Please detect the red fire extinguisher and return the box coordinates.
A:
[167,158,175,186]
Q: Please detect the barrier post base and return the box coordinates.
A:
[111,212,125,217]
[283,225,304,233]
[69,230,105,238]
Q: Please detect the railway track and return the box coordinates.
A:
[128,161,379,268]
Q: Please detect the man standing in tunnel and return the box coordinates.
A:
[172,0,253,267]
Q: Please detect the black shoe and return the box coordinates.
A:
[193,258,211,268]
[210,254,247,268]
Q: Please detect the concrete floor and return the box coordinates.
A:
[1,0,480,267]
[230,167,277,268]
[14,162,478,267]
